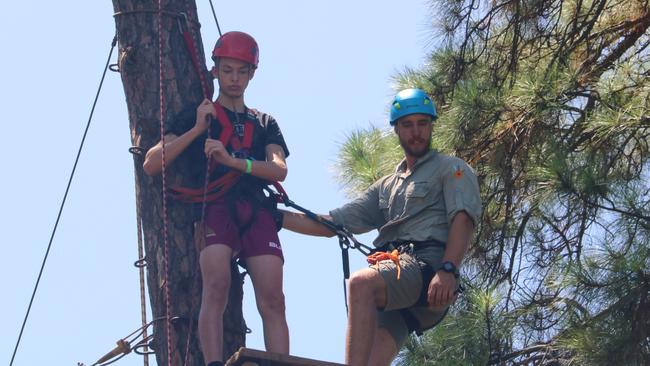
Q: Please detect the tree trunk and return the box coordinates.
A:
[111,1,247,365]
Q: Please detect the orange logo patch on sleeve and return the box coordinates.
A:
[453,165,464,179]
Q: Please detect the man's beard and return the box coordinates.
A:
[399,134,432,158]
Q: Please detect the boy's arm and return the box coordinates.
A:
[143,130,200,176]
[207,142,288,182]
[143,99,214,176]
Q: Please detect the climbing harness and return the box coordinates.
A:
[174,14,259,204]
[168,103,256,203]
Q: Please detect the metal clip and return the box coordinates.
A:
[177,12,189,33]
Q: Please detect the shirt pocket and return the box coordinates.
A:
[405,180,441,211]
[405,180,431,198]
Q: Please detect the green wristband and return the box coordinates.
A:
[245,159,252,174]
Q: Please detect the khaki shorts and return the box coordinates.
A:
[374,249,452,348]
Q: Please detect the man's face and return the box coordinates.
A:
[394,113,433,158]
[212,57,255,98]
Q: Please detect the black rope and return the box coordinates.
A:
[263,185,374,313]
[207,0,223,36]
[9,34,118,366]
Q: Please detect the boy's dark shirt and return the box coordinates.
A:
[165,104,289,182]
[165,104,290,219]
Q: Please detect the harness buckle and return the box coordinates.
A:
[382,241,414,255]
[400,243,415,254]
[233,122,245,137]
[231,150,249,159]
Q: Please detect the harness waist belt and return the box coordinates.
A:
[384,239,446,250]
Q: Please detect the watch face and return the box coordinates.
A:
[441,261,458,277]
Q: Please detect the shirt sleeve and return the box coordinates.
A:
[442,157,482,225]
[263,114,290,158]
[330,181,386,234]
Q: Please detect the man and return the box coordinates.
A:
[282,88,481,366]
[143,31,290,366]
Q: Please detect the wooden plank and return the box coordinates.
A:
[225,347,346,366]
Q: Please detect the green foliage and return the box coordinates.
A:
[396,286,512,366]
[554,237,650,365]
[334,126,402,197]
[334,0,650,363]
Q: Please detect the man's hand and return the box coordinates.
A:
[194,98,216,133]
[427,271,458,310]
[204,138,233,166]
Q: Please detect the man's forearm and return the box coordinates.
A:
[281,210,336,237]
[442,211,475,267]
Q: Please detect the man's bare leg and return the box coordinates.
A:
[345,268,387,366]
[367,327,399,366]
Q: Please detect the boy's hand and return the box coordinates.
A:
[205,138,232,166]
[194,98,215,133]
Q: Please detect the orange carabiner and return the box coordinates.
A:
[367,249,401,280]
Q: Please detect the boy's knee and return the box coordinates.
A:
[258,292,286,317]
[202,278,230,306]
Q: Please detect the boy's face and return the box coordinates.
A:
[212,57,255,98]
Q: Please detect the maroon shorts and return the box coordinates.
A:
[203,198,283,261]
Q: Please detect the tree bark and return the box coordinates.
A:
[111,1,246,365]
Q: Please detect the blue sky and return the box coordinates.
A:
[1,1,434,365]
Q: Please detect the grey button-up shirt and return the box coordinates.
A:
[330,150,481,248]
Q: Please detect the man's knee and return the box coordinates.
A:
[348,272,372,294]
[348,269,385,306]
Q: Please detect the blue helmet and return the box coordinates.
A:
[389,88,437,125]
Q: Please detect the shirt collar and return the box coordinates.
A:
[395,150,438,174]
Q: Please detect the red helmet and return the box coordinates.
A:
[212,31,259,69]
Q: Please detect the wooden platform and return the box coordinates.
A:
[226,347,345,366]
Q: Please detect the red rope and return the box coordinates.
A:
[157,1,173,365]
[178,5,214,240]
[183,15,214,231]
[179,6,212,365]
[180,17,213,100]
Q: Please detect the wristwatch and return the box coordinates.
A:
[439,261,460,278]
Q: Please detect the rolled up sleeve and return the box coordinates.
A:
[442,158,482,226]
[330,181,386,234]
